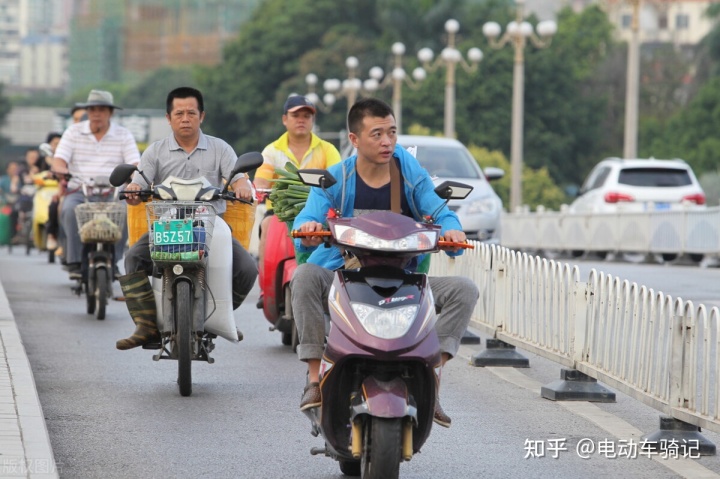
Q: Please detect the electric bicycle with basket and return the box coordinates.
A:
[292,168,474,479]
[71,175,126,320]
[110,152,263,397]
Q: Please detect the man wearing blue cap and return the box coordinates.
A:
[253,95,341,305]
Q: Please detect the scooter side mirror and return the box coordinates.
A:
[222,151,264,195]
[110,164,138,187]
[434,180,473,200]
[297,169,337,189]
[232,151,264,175]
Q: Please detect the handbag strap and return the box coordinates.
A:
[389,158,401,214]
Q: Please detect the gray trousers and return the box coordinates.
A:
[61,191,127,264]
[291,262,479,361]
[124,232,257,309]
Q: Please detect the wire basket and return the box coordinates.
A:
[75,202,126,243]
[146,202,216,266]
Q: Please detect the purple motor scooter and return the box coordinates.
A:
[292,169,473,479]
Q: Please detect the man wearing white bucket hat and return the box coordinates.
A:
[52,90,140,279]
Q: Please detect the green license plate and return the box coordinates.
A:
[153,220,193,245]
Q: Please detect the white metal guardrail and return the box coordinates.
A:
[501,206,720,258]
[429,243,720,434]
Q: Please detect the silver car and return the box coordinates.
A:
[397,135,504,243]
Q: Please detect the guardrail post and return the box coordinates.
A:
[470,339,529,367]
[540,369,615,402]
[643,416,716,456]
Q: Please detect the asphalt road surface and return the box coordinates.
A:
[2,248,720,478]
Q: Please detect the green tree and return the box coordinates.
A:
[646,77,720,175]
[119,66,197,110]
[467,144,567,210]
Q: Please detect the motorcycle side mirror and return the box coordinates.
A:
[297,169,337,189]
[110,164,139,187]
[222,151,264,195]
[434,180,473,200]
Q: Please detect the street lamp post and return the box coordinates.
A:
[623,0,641,159]
[417,19,483,139]
[322,56,380,115]
[367,42,427,134]
[304,73,336,112]
[483,1,557,212]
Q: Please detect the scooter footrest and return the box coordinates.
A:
[141,342,162,350]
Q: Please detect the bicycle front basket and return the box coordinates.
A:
[146,202,216,266]
[75,202,126,243]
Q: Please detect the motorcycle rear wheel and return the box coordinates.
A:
[176,280,193,397]
[361,417,402,479]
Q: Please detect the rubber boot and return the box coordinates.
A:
[116,271,160,350]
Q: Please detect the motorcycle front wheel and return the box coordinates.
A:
[361,417,402,479]
[175,280,193,397]
[95,268,107,320]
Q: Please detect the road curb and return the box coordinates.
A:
[0,276,59,478]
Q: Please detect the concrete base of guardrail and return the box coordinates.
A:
[470,339,529,368]
[541,369,616,402]
[460,329,481,345]
[643,416,716,456]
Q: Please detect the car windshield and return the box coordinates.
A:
[618,167,692,187]
[402,145,481,179]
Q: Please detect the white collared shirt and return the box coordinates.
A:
[54,120,141,188]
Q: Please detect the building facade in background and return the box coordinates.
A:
[68,0,259,92]
[601,0,717,47]
[0,0,259,94]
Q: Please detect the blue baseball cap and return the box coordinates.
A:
[283,95,316,114]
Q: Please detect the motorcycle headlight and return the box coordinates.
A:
[466,198,497,214]
[334,225,437,252]
[350,303,418,339]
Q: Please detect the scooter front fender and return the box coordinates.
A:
[351,376,417,422]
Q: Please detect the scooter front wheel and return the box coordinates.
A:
[361,417,402,479]
[175,280,193,397]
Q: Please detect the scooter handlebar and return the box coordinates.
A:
[118,190,153,201]
[290,230,332,238]
[438,240,474,250]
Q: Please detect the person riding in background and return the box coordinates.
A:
[117,86,257,350]
[40,132,62,251]
[52,106,87,260]
[253,95,341,306]
[51,90,140,279]
[290,98,479,428]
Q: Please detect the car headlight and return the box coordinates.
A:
[465,198,497,214]
[333,225,437,252]
[350,303,418,339]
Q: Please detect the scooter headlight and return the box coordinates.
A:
[334,225,437,252]
[350,303,418,339]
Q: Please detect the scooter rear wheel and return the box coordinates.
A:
[176,280,193,397]
[361,417,402,479]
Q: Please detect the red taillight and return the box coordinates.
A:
[604,191,634,203]
[682,193,706,205]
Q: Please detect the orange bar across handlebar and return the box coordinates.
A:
[438,241,474,249]
[291,230,332,238]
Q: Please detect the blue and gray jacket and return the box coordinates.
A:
[293,144,464,271]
